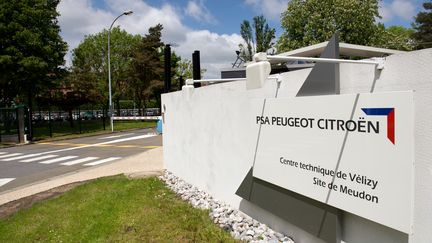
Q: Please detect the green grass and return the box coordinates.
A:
[0,176,236,242]
[113,120,157,131]
[32,120,156,140]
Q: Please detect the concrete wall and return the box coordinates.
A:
[162,49,432,243]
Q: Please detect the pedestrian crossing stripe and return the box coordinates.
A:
[2,153,42,161]
[84,157,121,166]
[61,157,98,166]
[20,154,58,163]
[0,152,122,167]
[0,153,22,159]
[39,156,78,164]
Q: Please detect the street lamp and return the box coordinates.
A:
[108,10,133,132]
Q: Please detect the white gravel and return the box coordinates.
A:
[159,170,295,243]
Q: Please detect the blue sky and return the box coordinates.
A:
[89,0,424,35]
[58,0,425,78]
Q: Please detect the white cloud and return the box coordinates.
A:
[379,0,416,23]
[185,0,217,24]
[57,0,113,57]
[57,0,241,78]
[391,0,416,20]
[244,0,288,21]
[173,30,243,78]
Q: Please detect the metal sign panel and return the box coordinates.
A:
[251,91,414,233]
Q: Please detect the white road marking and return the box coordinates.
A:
[83,157,121,166]
[0,152,7,155]
[0,153,22,159]
[20,154,58,163]
[100,134,156,145]
[2,153,42,161]
[39,156,78,164]
[0,178,15,187]
[39,134,157,155]
[98,133,134,140]
[61,157,98,166]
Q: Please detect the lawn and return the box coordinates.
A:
[0,176,235,242]
[32,120,157,140]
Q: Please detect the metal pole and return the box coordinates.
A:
[108,27,113,132]
[0,109,2,143]
[192,50,201,88]
[15,108,20,143]
[48,105,52,138]
[102,107,106,130]
[267,55,382,66]
[164,44,172,92]
[179,76,184,90]
[78,106,82,134]
[27,107,32,141]
[107,10,133,133]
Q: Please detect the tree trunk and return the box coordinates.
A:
[4,111,11,134]
[136,98,142,116]
[116,98,120,117]
[68,109,74,128]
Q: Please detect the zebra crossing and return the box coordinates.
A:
[0,152,121,167]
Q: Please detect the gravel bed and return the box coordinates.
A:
[159,170,294,243]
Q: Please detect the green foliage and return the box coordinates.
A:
[175,59,193,80]
[412,1,432,49]
[172,58,206,90]
[0,0,67,107]
[168,51,182,91]
[253,15,276,53]
[71,27,141,107]
[129,24,164,112]
[278,0,381,51]
[69,24,178,113]
[380,25,415,51]
[240,15,276,61]
[240,20,254,61]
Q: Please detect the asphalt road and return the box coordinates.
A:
[0,128,162,193]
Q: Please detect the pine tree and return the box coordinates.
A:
[412,1,432,49]
[130,24,164,114]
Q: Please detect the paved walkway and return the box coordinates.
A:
[0,147,164,206]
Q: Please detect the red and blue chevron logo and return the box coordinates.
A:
[361,108,395,144]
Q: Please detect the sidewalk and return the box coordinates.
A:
[0,147,164,206]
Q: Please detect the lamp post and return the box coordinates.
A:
[108,10,133,132]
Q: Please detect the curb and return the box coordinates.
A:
[0,147,164,206]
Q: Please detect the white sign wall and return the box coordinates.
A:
[252,91,414,234]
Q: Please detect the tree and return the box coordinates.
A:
[175,59,193,80]
[412,1,432,49]
[0,0,67,109]
[129,24,164,114]
[166,51,181,92]
[240,15,276,61]
[383,26,415,51]
[36,70,95,127]
[278,0,381,51]
[71,27,141,113]
[172,58,206,90]
[240,20,254,61]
